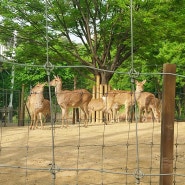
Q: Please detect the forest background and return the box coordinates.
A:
[0,0,185,115]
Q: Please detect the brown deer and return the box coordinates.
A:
[27,97,50,129]
[36,99,51,128]
[88,98,106,123]
[104,80,146,122]
[109,102,121,123]
[147,97,161,122]
[26,83,46,129]
[137,92,161,122]
[49,76,92,127]
[101,96,121,123]
[88,97,120,124]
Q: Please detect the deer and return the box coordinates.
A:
[88,97,121,124]
[36,99,51,128]
[104,80,146,123]
[102,96,121,123]
[26,83,46,129]
[147,97,161,122]
[88,98,106,123]
[27,97,50,129]
[109,102,121,123]
[137,92,161,123]
[49,75,92,127]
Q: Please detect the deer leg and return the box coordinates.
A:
[39,113,43,129]
[33,113,37,129]
[61,107,69,128]
[61,108,65,128]
[35,114,39,129]
[88,111,92,124]
[125,106,128,123]
[112,109,117,123]
[83,110,88,127]
[139,108,145,122]
[151,107,160,123]
[139,108,142,122]
[117,111,120,123]
[110,110,113,123]
[35,117,38,128]
[157,109,161,123]
[103,110,108,124]
[30,117,33,129]
[126,104,133,123]
[80,106,88,127]
[30,113,34,130]
[65,110,69,128]
[30,113,36,130]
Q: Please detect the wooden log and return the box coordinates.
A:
[92,85,96,124]
[96,75,100,123]
[99,84,103,123]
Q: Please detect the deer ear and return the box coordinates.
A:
[142,79,146,84]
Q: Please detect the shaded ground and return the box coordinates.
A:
[0,121,185,185]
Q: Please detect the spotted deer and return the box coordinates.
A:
[109,102,121,123]
[137,92,161,122]
[26,83,46,129]
[88,98,106,123]
[88,97,121,124]
[36,99,51,128]
[104,80,146,122]
[49,76,92,127]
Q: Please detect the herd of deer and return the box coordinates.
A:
[26,76,161,129]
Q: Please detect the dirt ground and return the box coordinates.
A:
[0,121,185,185]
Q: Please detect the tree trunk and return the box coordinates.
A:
[99,72,112,85]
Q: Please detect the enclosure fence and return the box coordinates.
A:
[0,63,185,185]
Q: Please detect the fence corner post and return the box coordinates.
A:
[160,63,176,185]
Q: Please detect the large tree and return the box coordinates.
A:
[0,0,184,85]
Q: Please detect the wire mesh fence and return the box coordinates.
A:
[1,120,185,185]
[0,66,185,185]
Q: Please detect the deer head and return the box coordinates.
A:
[135,79,146,92]
[50,75,62,87]
[31,83,46,94]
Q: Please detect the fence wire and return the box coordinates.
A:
[0,65,185,185]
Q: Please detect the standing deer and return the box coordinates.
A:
[137,92,161,122]
[26,83,46,129]
[88,97,121,124]
[27,97,50,129]
[88,98,106,123]
[36,99,51,128]
[49,76,92,127]
[104,80,146,122]
[103,96,121,123]
[109,102,121,123]
[147,97,161,122]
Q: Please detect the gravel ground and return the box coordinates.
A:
[0,121,185,185]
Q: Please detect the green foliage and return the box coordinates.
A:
[0,0,185,95]
[156,41,185,87]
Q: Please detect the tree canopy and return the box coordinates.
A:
[0,0,185,90]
